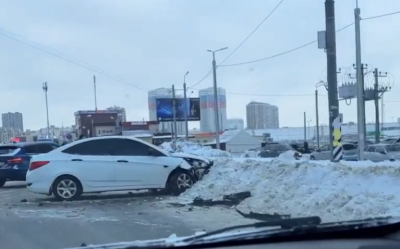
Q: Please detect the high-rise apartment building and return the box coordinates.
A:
[199,87,227,132]
[226,118,245,130]
[148,88,185,135]
[246,102,279,129]
[2,112,24,131]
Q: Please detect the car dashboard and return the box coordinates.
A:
[204,238,400,249]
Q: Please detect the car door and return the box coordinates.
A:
[111,138,179,188]
[260,145,275,158]
[61,139,116,189]
[314,145,330,160]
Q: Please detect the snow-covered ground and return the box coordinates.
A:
[160,139,231,158]
[174,150,400,223]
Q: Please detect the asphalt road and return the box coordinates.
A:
[0,182,250,249]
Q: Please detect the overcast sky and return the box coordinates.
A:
[0,0,399,130]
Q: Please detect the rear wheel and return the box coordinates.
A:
[52,176,83,201]
[0,179,6,187]
[167,170,194,195]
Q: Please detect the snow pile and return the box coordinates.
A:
[159,139,231,158]
[179,152,400,222]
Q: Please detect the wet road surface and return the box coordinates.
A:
[0,182,250,249]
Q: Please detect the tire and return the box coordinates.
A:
[52,175,83,201]
[0,179,6,187]
[244,154,249,158]
[167,170,194,195]
[310,156,315,160]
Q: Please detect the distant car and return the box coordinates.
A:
[26,136,212,201]
[310,143,358,160]
[361,144,400,162]
[380,137,400,145]
[0,142,59,187]
[243,147,262,158]
[259,143,302,159]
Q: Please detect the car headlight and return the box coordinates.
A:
[193,161,200,167]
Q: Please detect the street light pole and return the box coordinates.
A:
[183,71,189,140]
[42,82,50,139]
[207,47,228,150]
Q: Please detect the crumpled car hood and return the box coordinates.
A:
[170,152,210,163]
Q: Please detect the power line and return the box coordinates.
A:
[219,23,354,67]
[191,87,324,97]
[362,10,400,20]
[225,92,315,97]
[0,27,148,91]
[189,0,284,88]
[219,0,284,65]
[220,10,400,67]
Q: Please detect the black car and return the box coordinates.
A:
[0,141,59,187]
[259,142,302,159]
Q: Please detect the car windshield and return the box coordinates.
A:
[5,1,400,248]
[0,146,20,155]
[384,145,399,152]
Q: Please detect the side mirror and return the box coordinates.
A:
[380,151,386,155]
[315,149,320,152]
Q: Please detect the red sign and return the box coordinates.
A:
[11,137,20,142]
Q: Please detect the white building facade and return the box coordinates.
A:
[226,118,245,130]
[148,88,185,135]
[199,87,227,132]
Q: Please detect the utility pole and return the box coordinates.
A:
[361,64,367,143]
[171,84,177,139]
[373,68,380,143]
[354,0,365,160]
[93,75,98,111]
[42,82,50,139]
[315,89,320,148]
[183,71,189,140]
[325,0,341,162]
[207,47,228,150]
[373,68,389,143]
[303,112,307,141]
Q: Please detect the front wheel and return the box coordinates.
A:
[167,170,194,195]
[52,176,83,201]
[310,156,315,160]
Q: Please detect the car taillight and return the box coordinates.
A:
[29,161,49,171]
[8,157,23,164]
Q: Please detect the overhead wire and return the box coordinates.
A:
[189,9,400,97]
[219,10,400,68]
[0,27,148,91]
[188,0,284,88]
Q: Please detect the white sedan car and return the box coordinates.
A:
[26,136,209,201]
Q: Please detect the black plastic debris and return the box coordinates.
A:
[236,209,291,222]
[191,191,251,207]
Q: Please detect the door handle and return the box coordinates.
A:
[71,159,82,161]
[117,160,128,163]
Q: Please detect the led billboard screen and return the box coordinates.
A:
[156,98,200,122]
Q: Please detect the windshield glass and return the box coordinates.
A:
[384,145,398,152]
[0,146,20,155]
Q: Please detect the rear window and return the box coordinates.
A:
[0,146,20,155]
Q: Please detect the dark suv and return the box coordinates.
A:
[0,142,59,187]
[259,142,302,159]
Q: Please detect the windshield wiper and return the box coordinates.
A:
[181,216,321,244]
